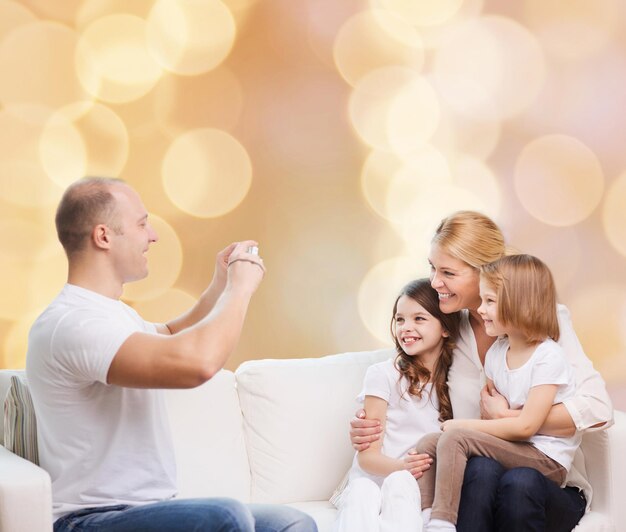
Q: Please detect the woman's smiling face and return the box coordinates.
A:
[428,243,482,313]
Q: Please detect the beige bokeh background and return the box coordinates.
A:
[0,0,625,410]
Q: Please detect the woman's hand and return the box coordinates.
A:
[480,384,511,420]
[349,409,382,451]
[403,449,433,479]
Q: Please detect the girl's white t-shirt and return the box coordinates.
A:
[347,358,441,485]
[485,337,582,471]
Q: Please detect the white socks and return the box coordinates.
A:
[426,518,456,531]
[422,508,432,526]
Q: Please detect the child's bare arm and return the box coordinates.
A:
[357,396,408,476]
[443,384,558,441]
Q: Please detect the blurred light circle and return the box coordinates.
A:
[122,214,183,302]
[361,146,450,220]
[418,0,484,49]
[306,0,367,68]
[333,9,424,87]
[515,135,604,226]
[0,1,37,42]
[162,128,252,218]
[358,257,427,343]
[39,112,86,189]
[370,0,463,27]
[0,218,59,263]
[39,102,129,189]
[452,156,501,218]
[146,0,236,76]
[75,15,163,104]
[349,67,438,151]
[434,16,545,119]
[0,161,63,208]
[602,171,626,257]
[386,181,490,245]
[0,22,90,116]
[518,226,581,292]
[570,284,626,364]
[75,0,156,28]
[524,0,619,61]
[154,68,243,137]
[387,77,440,153]
[0,220,63,320]
[438,102,501,160]
[361,150,404,220]
[13,0,82,24]
[132,288,198,323]
[0,111,64,207]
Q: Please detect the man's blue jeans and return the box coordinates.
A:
[53,498,318,532]
[457,457,586,532]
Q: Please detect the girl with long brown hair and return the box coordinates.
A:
[334,278,459,532]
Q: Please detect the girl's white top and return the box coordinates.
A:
[485,337,581,471]
[348,357,441,485]
[447,305,613,508]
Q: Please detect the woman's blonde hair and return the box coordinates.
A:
[480,254,560,343]
[432,211,506,269]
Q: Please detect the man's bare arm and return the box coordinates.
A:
[108,244,264,388]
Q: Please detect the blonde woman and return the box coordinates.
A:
[350,211,613,532]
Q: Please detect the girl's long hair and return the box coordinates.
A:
[390,278,460,422]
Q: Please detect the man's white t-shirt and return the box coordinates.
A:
[485,337,582,472]
[26,284,177,521]
[347,358,441,485]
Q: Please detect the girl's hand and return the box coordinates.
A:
[350,409,382,451]
[403,449,433,479]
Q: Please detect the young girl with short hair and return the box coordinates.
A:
[417,254,581,532]
[334,278,460,532]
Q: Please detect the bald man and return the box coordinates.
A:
[27,177,316,532]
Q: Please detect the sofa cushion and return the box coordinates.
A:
[3,375,39,465]
[165,369,251,501]
[235,348,393,504]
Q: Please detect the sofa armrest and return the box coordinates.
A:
[0,445,52,532]
[581,409,626,531]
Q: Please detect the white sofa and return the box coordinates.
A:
[1,348,625,532]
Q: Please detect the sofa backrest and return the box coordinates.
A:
[165,369,251,501]
[235,348,394,504]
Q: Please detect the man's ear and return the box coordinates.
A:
[92,224,111,250]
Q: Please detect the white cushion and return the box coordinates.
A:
[166,369,250,501]
[235,348,393,504]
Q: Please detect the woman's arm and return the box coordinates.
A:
[556,305,613,431]
[349,409,382,451]
[357,396,407,477]
[446,384,558,441]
